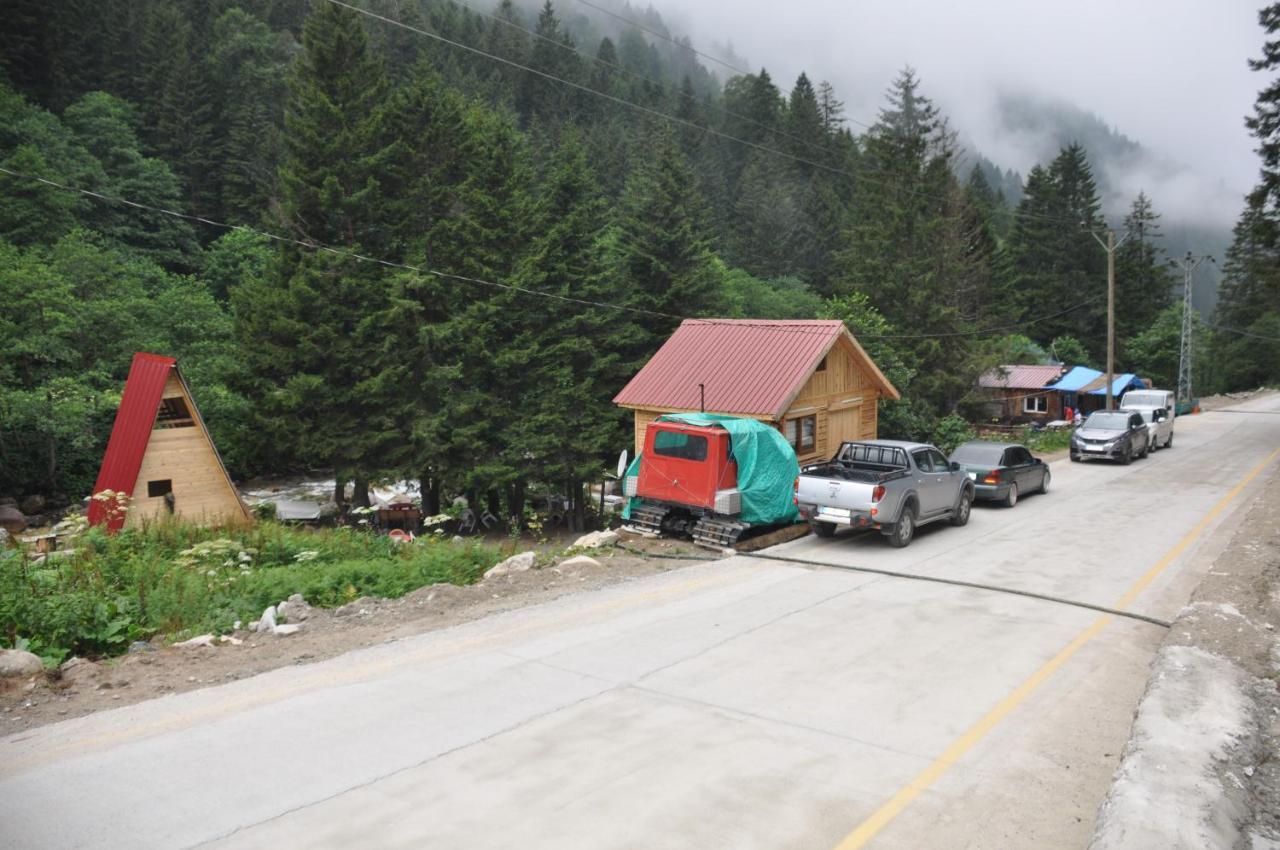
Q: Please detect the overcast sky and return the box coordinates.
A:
[659,0,1266,231]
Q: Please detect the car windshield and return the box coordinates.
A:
[1083,412,1130,429]
[950,443,1006,465]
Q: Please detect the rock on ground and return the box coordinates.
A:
[335,596,379,617]
[559,555,601,570]
[251,605,278,634]
[173,635,216,649]
[572,530,619,549]
[0,649,44,678]
[1089,646,1262,850]
[0,506,26,535]
[484,551,537,579]
[277,593,313,622]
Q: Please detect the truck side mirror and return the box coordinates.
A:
[950,461,961,472]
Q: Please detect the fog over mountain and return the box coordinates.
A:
[647,0,1261,236]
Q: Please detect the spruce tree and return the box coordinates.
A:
[609,128,722,357]
[236,1,398,491]
[506,138,629,529]
[1114,192,1175,352]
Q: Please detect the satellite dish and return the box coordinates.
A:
[616,449,629,478]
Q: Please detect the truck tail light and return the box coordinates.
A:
[872,485,885,502]
[982,471,1000,485]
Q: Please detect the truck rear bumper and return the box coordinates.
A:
[797,503,879,528]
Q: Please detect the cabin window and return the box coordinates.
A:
[653,430,708,462]
[155,396,195,428]
[786,415,817,453]
[147,479,173,498]
[1023,394,1048,414]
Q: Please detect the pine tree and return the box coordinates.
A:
[208,7,288,224]
[1114,192,1175,353]
[505,138,629,529]
[833,68,983,415]
[1246,3,1280,231]
[783,73,825,166]
[1007,144,1107,353]
[235,1,398,490]
[609,129,722,355]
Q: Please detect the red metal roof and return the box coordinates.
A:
[978,364,1066,390]
[88,353,176,530]
[613,319,895,418]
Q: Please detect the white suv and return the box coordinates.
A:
[1121,389,1175,450]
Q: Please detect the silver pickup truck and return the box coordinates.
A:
[795,440,975,548]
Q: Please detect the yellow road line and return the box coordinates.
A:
[833,445,1280,850]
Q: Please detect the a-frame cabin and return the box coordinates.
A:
[88,353,250,531]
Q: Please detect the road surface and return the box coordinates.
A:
[3,395,1278,850]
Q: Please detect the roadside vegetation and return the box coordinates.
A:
[0,520,500,666]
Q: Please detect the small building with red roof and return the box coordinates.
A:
[88,353,250,531]
[613,319,900,464]
[976,364,1069,423]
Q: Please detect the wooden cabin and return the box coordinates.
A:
[613,319,900,465]
[976,364,1068,423]
[88,353,250,531]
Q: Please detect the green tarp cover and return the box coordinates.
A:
[622,413,801,525]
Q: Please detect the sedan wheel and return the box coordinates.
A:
[1165,433,1173,449]
[1039,469,1051,494]
[1003,482,1019,508]
[1120,445,1132,465]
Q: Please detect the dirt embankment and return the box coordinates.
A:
[1090,466,1280,849]
[0,534,715,733]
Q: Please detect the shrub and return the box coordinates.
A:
[0,521,500,663]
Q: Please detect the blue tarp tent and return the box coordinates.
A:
[1043,366,1102,392]
[1086,373,1145,396]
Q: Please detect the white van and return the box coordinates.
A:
[1120,389,1175,450]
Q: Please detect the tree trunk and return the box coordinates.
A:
[421,474,440,515]
[333,474,346,508]
[486,489,501,518]
[353,477,371,508]
[506,480,526,529]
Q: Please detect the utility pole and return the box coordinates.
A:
[1091,228,1130,410]
[1170,252,1214,406]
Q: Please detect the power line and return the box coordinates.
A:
[325,0,1098,233]
[1208,323,1280,342]
[0,165,1113,345]
[570,0,877,132]
[0,166,681,320]
[574,0,754,78]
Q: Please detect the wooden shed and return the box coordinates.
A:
[613,319,900,465]
[88,353,250,531]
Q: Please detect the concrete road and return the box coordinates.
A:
[3,396,1278,850]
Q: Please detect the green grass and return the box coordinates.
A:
[0,521,502,666]
[1018,426,1074,454]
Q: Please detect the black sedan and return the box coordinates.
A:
[948,441,1050,507]
[1070,410,1149,464]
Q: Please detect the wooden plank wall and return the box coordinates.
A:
[127,374,247,528]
